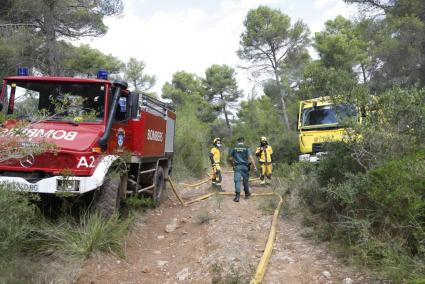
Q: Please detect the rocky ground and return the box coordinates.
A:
[76,173,372,284]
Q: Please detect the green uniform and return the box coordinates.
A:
[229,143,251,194]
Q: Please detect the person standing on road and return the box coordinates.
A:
[209,137,224,192]
[255,136,273,185]
[229,137,257,202]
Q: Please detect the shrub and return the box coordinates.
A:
[301,153,425,281]
[317,142,364,187]
[365,153,425,255]
[346,87,425,169]
[0,187,40,254]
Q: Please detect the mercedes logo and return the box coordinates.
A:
[19,154,35,168]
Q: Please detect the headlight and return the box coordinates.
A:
[57,179,80,191]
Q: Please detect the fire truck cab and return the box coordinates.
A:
[297,96,357,162]
[0,70,175,216]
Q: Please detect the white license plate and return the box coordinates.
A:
[1,181,39,192]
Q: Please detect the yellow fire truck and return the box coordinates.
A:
[297,97,358,162]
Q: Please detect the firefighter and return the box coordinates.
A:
[209,137,224,191]
[255,136,273,185]
[229,137,257,202]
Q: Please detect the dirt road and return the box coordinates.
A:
[77,173,367,283]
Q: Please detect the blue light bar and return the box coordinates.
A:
[97,70,108,80]
[17,67,29,76]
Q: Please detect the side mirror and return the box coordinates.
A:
[296,112,300,130]
[129,92,139,118]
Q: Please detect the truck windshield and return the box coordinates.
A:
[302,104,357,128]
[2,81,106,123]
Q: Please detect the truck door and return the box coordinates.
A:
[108,90,133,154]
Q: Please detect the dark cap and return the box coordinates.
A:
[237,136,245,142]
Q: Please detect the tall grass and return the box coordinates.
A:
[0,184,135,283]
[36,211,132,259]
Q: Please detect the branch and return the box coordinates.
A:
[344,0,392,11]
[0,23,38,28]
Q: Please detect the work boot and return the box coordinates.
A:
[233,193,240,202]
[245,191,251,199]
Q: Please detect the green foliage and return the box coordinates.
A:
[233,96,298,163]
[238,6,309,63]
[162,71,216,123]
[204,64,242,131]
[63,44,124,77]
[0,28,43,79]
[324,155,425,282]
[1,0,123,75]
[0,188,39,254]
[124,57,156,92]
[366,154,425,242]
[125,195,156,210]
[348,88,425,169]
[316,142,364,187]
[314,16,370,73]
[162,71,204,106]
[238,5,310,130]
[291,86,425,281]
[284,156,425,282]
[344,0,425,90]
[173,102,210,179]
[298,60,359,99]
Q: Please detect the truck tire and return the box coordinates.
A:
[93,171,122,218]
[153,166,165,205]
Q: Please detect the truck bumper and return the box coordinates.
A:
[0,155,118,194]
[299,152,327,163]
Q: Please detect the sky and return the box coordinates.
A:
[82,0,357,97]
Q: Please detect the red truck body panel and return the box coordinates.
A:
[0,76,176,177]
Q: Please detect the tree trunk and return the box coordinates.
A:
[43,0,59,76]
[274,69,291,131]
[220,92,232,133]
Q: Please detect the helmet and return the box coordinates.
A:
[260,136,267,142]
[213,137,221,144]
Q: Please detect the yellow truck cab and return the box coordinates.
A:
[297,96,357,162]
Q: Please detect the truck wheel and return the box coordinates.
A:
[93,171,122,218]
[153,166,165,205]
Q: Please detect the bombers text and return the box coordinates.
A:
[0,128,78,141]
[147,129,163,142]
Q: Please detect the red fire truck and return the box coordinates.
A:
[0,69,175,216]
